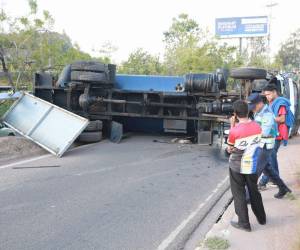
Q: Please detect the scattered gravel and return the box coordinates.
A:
[0,136,47,165]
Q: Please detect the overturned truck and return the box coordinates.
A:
[33,61,299,144]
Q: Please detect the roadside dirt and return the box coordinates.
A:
[0,136,46,165]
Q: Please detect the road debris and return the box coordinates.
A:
[0,136,46,165]
[2,92,89,157]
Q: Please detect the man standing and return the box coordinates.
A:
[259,84,295,189]
[247,93,292,198]
[227,100,266,232]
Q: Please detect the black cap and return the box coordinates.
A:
[263,84,278,92]
[247,93,263,111]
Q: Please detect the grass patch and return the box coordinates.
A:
[286,192,297,201]
[203,236,230,250]
[0,100,14,117]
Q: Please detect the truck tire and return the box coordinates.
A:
[252,79,268,92]
[84,120,103,132]
[230,68,267,80]
[291,120,300,136]
[108,64,116,83]
[77,131,102,143]
[71,71,108,83]
[71,61,108,72]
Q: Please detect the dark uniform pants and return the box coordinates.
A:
[257,146,287,190]
[229,168,266,226]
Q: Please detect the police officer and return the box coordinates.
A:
[247,93,292,198]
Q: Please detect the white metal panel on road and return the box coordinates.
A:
[2,92,89,157]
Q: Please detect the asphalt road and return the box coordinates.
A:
[0,135,229,250]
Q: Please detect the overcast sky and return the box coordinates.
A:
[2,0,300,63]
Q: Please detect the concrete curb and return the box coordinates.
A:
[160,177,230,250]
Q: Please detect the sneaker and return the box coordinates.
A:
[230,221,251,232]
[258,183,267,191]
[274,187,292,199]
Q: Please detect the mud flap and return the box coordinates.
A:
[110,121,123,143]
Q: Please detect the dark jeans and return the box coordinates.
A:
[230,168,266,226]
[260,140,281,185]
[256,146,288,189]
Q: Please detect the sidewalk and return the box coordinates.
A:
[198,136,300,250]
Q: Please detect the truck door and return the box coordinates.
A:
[291,80,300,136]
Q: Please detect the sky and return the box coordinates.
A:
[2,0,300,63]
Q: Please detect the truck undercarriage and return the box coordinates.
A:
[32,61,299,145]
[33,61,243,144]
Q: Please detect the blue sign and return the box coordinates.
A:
[215,16,268,38]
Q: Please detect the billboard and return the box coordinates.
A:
[215,16,268,38]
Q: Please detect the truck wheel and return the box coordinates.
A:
[77,131,102,143]
[84,120,103,132]
[252,79,268,92]
[71,71,108,83]
[291,121,300,136]
[71,61,108,72]
[230,68,267,80]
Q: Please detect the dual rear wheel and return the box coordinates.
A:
[77,120,103,143]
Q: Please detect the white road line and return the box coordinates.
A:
[0,154,52,169]
[156,176,229,250]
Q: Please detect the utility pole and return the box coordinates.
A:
[266,1,279,55]
[239,37,242,55]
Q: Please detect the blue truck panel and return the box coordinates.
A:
[115,74,184,92]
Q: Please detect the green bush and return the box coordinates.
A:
[0,100,13,117]
[204,236,230,250]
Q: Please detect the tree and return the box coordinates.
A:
[0,0,93,88]
[163,14,201,74]
[95,41,118,64]
[245,37,270,68]
[119,14,244,76]
[277,28,300,70]
[163,13,201,48]
[119,48,165,75]
[163,14,242,75]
